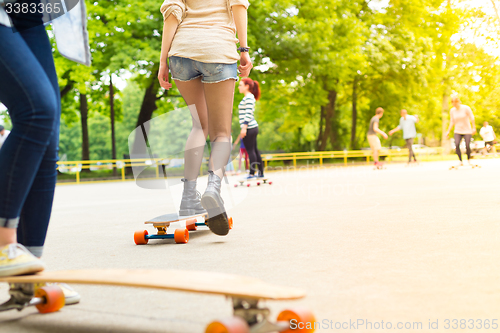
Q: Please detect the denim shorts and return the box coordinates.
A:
[169,56,238,83]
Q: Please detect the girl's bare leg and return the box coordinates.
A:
[174,78,210,216]
[174,78,208,181]
[203,79,236,179]
[199,79,235,236]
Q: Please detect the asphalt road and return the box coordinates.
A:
[1,159,499,332]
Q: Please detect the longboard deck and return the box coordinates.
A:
[449,164,481,170]
[145,213,208,226]
[236,178,272,187]
[239,178,269,183]
[136,212,232,245]
[0,269,304,301]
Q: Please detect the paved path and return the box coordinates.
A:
[1,159,499,332]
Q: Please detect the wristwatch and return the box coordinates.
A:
[237,47,250,53]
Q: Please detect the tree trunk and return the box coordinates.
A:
[80,93,90,172]
[316,106,325,150]
[296,127,302,151]
[320,89,337,151]
[131,73,160,155]
[351,78,358,149]
[60,82,73,99]
[110,74,117,175]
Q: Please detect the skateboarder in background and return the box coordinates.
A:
[158,0,252,235]
[237,78,264,179]
[445,96,476,167]
[479,121,497,156]
[367,108,388,168]
[388,109,419,165]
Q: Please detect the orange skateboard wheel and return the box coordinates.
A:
[174,228,189,244]
[35,285,65,314]
[277,308,316,333]
[205,317,249,333]
[228,217,233,230]
[134,230,149,245]
[186,219,197,231]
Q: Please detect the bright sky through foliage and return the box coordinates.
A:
[369,0,500,56]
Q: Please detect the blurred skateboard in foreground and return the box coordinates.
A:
[0,269,315,333]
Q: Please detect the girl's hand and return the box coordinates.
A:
[240,128,247,138]
[238,52,252,77]
[158,63,173,90]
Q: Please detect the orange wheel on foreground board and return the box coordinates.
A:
[186,219,197,231]
[277,308,316,333]
[174,228,189,244]
[35,286,65,314]
[228,217,233,230]
[205,317,249,333]
[134,230,149,245]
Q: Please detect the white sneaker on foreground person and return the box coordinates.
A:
[0,243,45,277]
[35,282,81,305]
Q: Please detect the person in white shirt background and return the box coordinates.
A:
[388,109,419,165]
[479,121,497,156]
[0,125,10,150]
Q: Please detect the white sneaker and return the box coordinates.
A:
[35,282,81,305]
[0,243,45,277]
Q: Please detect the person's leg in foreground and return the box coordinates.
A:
[0,24,55,276]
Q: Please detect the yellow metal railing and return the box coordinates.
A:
[58,145,500,184]
[261,147,446,168]
[56,158,201,184]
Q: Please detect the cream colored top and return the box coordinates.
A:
[160,0,249,64]
[450,105,475,135]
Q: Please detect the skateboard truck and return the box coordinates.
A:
[0,283,65,314]
[206,296,313,333]
[218,297,292,333]
[0,283,43,312]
